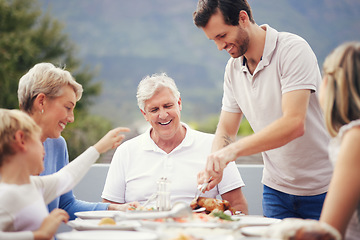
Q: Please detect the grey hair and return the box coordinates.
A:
[137,73,180,111]
[17,62,83,113]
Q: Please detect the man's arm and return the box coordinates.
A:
[221,188,249,215]
[211,110,243,153]
[204,89,310,189]
[198,111,242,186]
[230,89,310,156]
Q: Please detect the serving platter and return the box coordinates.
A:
[57,230,158,240]
[140,219,233,230]
[75,210,120,219]
[67,218,141,231]
[74,210,164,220]
[240,226,269,237]
[231,215,281,226]
[139,212,239,230]
[139,214,281,230]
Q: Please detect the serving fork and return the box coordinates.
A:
[194,176,213,200]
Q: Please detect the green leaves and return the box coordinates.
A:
[0,0,110,160]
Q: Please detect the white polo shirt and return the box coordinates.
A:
[222,25,332,196]
[102,123,244,206]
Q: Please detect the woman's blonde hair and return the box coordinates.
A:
[17,63,83,113]
[322,41,360,137]
[0,109,41,166]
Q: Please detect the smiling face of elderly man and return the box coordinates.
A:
[140,86,184,150]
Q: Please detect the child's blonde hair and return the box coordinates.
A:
[0,109,41,166]
[322,42,360,137]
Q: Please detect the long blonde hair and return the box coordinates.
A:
[322,42,360,137]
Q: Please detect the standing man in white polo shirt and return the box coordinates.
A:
[193,0,333,220]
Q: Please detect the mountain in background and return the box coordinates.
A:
[40,0,360,127]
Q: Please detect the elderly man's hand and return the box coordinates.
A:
[108,201,140,211]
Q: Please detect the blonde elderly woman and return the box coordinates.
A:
[319,42,360,240]
[102,73,248,214]
[17,63,137,220]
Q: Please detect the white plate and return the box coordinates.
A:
[74,210,164,220]
[140,214,277,230]
[141,220,224,229]
[75,211,120,219]
[57,230,158,240]
[67,219,141,231]
[231,215,281,226]
[140,219,239,230]
[159,227,234,240]
[240,226,269,237]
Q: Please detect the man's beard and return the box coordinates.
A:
[233,27,250,58]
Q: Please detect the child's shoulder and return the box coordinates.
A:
[0,183,35,204]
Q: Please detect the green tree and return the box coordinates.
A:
[0,0,112,160]
[0,0,98,110]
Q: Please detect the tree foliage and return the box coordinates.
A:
[0,0,112,160]
[0,0,99,110]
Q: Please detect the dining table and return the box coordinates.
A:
[55,202,280,240]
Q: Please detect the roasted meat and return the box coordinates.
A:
[190,197,235,214]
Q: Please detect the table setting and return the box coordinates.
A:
[56,177,282,240]
[56,200,282,240]
[56,177,340,240]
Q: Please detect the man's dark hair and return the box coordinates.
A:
[193,0,255,28]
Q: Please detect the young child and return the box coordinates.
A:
[0,108,129,240]
[319,41,360,240]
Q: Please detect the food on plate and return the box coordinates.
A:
[141,212,237,239]
[263,218,341,240]
[127,205,156,211]
[171,233,199,240]
[143,211,234,224]
[190,197,235,214]
[190,211,234,222]
[210,209,234,221]
[98,217,116,226]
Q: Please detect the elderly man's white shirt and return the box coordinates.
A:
[102,123,245,206]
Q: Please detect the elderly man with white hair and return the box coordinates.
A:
[102,73,248,214]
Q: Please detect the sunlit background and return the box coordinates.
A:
[1,0,359,160]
